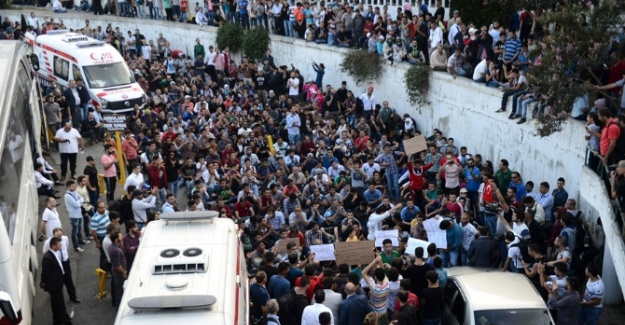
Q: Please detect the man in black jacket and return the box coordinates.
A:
[63,80,82,131]
[467,226,498,267]
[41,237,73,325]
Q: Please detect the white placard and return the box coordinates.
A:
[423,217,447,249]
[405,238,431,259]
[374,230,399,247]
[310,244,336,262]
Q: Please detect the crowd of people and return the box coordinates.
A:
[14,3,616,325]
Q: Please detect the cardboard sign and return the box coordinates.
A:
[403,135,428,156]
[334,241,376,266]
[277,237,300,253]
[374,230,399,247]
[405,238,432,259]
[310,244,336,262]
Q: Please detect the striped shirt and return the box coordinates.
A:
[91,211,110,237]
[504,37,521,62]
[367,278,389,314]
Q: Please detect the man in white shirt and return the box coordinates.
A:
[301,290,334,325]
[131,188,158,230]
[359,86,376,120]
[286,106,301,146]
[35,163,58,198]
[287,72,300,101]
[43,228,80,303]
[472,58,488,83]
[54,122,83,181]
[124,163,145,193]
[362,156,381,179]
[27,12,40,33]
[41,197,62,240]
[52,0,67,12]
[196,7,209,25]
[366,203,403,240]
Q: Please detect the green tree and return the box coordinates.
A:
[242,27,271,61]
[404,64,431,109]
[527,1,625,136]
[339,50,385,86]
[215,23,244,53]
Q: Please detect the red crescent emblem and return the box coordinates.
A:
[90,53,99,60]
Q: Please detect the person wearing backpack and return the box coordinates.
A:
[263,299,281,325]
[501,231,525,273]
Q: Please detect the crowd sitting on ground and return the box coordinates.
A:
[20,11,612,325]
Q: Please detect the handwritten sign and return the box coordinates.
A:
[423,217,447,249]
[405,238,432,259]
[277,237,300,254]
[374,230,399,247]
[335,241,376,266]
[403,135,428,157]
[310,244,336,262]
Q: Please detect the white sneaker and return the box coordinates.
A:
[81,240,91,245]
[74,247,84,253]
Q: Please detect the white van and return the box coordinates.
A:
[27,30,147,113]
[114,211,249,325]
[443,267,555,325]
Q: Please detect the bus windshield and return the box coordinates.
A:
[82,62,135,89]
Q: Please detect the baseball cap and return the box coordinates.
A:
[86,155,95,162]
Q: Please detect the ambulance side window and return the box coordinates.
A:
[53,56,69,81]
[72,64,82,82]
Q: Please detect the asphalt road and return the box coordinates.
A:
[33,143,120,325]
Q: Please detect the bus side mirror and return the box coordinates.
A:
[30,55,40,71]
[0,291,18,323]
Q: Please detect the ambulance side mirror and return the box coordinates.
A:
[29,55,40,72]
[0,291,18,323]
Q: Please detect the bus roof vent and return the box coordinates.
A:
[61,34,89,43]
[160,211,219,222]
[75,40,106,48]
[127,294,217,310]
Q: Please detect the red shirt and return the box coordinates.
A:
[600,119,620,156]
[394,291,419,312]
[233,201,252,218]
[608,61,625,92]
[408,162,433,190]
[147,164,169,189]
[295,273,324,301]
[299,141,317,156]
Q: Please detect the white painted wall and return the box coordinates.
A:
[580,167,625,304]
[3,10,587,197]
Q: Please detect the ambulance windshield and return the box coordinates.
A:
[82,62,135,89]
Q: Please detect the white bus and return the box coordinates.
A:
[114,211,249,325]
[0,40,45,325]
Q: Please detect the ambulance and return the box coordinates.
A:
[27,30,147,113]
[114,211,249,325]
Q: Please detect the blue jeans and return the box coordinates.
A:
[239,13,250,29]
[462,247,469,266]
[207,184,221,196]
[484,213,497,239]
[70,218,84,249]
[578,306,601,325]
[169,181,179,197]
[486,80,499,88]
[422,317,442,325]
[440,248,459,267]
[137,3,145,17]
[385,171,400,200]
[520,98,538,119]
[148,1,154,19]
[283,19,292,37]
[288,133,300,147]
[501,88,525,111]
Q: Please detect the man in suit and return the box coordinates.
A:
[63,80,82,130]
[43,228,81,304]
[40,236,73,325]
[467,226,498,267]
[339,283,372,325]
